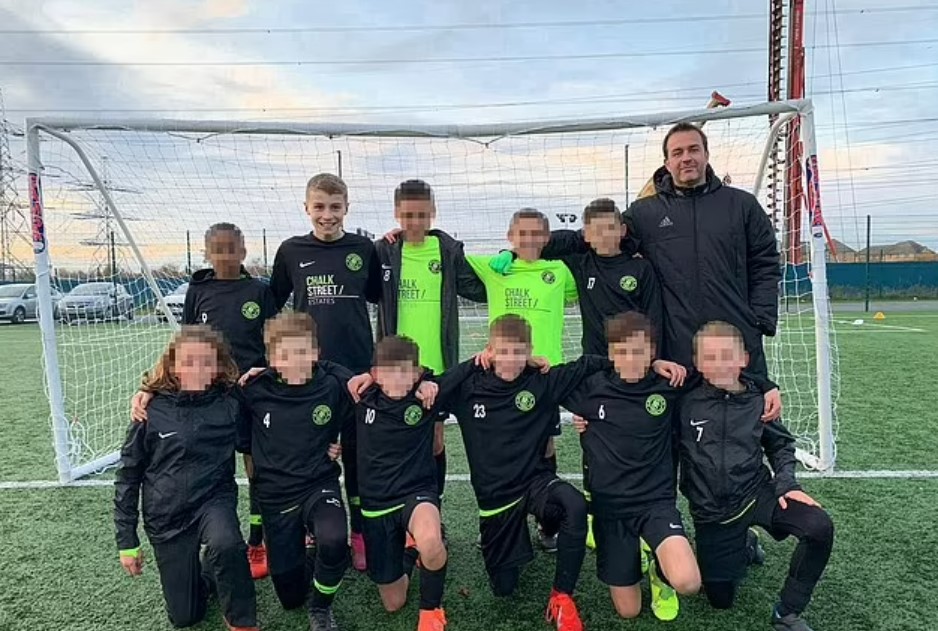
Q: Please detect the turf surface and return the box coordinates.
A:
[1,309,937,630]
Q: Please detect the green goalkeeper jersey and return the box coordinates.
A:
[467,256,578,364]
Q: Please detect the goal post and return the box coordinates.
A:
[27,98,837,482]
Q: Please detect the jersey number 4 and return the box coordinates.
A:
[473,404,486,419]
[262,412,271,428]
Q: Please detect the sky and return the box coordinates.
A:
[1,0,937,271]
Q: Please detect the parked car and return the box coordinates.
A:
[0,283,63,324]
[58,282,135,323]
[159,282,188,322]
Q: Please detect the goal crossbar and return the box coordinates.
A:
[27,97,834,482]
[28,99,812,138]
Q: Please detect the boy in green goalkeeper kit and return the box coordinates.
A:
[466,208,578,551]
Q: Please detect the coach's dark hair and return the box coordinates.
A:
[374,335,421,368]
[606,311,655,347]
[204,222,244,245]
[394,179,435,207]
[582,198,621,225]
[693,320,745,356]
[662,122,709,159]
[509,207,549,232]
[490,314,533,347]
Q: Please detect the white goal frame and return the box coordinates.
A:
[27,98,835,482]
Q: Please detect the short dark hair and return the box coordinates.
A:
[606,311,655,346]
[374,335,420,368]
[394,179,435,207]
[509,207,549,232]
[693,320,745,355]
[490,314,532,346]
[582,198,621,225]
[204,222,244,244]
[662,123,709,159]
[265,312,318,353]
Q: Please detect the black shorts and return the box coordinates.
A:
[594,503,687,587]
[261,483,344,576]
[694,481,786,583]
[479,475,572,574]
[549,407,562,437]
[361,491,441,585]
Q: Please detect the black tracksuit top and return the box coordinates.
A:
[114,386,242,551]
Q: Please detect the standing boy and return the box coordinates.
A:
[375,179,486,509]
[269,173,381,570]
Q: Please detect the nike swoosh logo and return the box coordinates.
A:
[299,260,316,268]
[381,264,392,270]
[669,523,682,529]
[416,496,432,501]
[689,419,709,426]
[158,432,177,439]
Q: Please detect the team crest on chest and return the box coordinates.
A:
[404,404,424,425]
[515,390,536,412]
[619,275,638,292]
[645,394,667,416]
[428,259,442,274]
[312,405,332,425]
[241,301,261,319]
[541,271,556,284]
[346,253,364,271]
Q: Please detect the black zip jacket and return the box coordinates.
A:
[678,378,801,524]
[114,386,242,551]
[182,266,277,372]
[624,166,781,379]
[375,229,486,370]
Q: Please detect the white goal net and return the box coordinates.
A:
[26,100,837,481]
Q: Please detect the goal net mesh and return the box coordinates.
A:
[30,110,838,477]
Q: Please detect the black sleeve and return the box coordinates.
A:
[270,244,293,311]
[622,201,645,255]
[261,283,278,321]
[546,355,613,405]
[365,242,382,304]
[557,375,595,418]
[114,422,148,551]
[745,196,782,337]
[639,265,664,357]
[234,388,252,455]
[433,359,478,411]
[743,370,779,394]
[761,420,802,496]
[318,361,357,436]
[182,288,197,325]
[453,242,487,303]
[318,360,356,384]
[541,229,589,260]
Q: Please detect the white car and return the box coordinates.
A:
[160,282,188,322]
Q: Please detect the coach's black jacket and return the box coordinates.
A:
[114,386,242,551]
[677,378,801,524]
[375,229,486,370]
[624,166,781,381]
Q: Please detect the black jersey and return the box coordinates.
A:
[182,267,277,373]
[562,370,682,517]
[270,232,381,373]
[542,230,663,356]
[355,383,439,511]
[237,362,353,510]
[436,355,610,511]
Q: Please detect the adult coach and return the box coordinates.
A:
[624,122,782,419]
